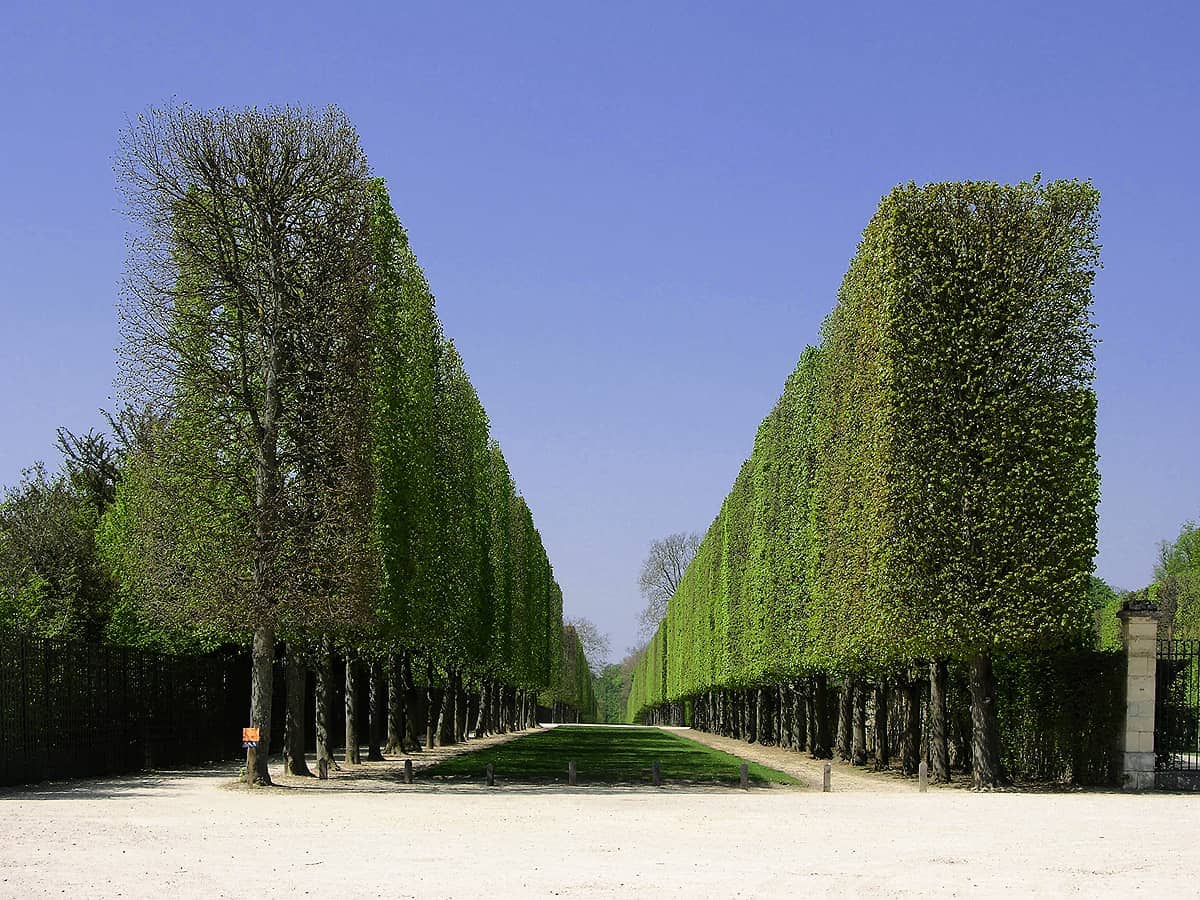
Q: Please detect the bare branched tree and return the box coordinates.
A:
[565,616,611,676]
[637,531,699,638]
[115,103,375,784]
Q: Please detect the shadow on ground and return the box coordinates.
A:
[0,765,239,801]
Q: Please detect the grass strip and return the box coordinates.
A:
[423,726,800,786]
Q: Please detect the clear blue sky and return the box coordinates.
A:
[2,2,1197,659]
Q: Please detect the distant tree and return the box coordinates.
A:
[593,664,626,724]
[594,643,646,723]
[1156,520,1200,638]
[0,407,174,647]
[1088,576,1124,650]
[55,428,120,514]
[53,407,161,516]
[1087,575,1119,610]
[0,464,113,640]
[637,532,699,638]
[565,616,610,675]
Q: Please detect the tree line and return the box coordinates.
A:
[0,104,595,784]
[628,177,1104,788]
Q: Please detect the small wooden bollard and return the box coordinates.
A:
[652,761,662,787]
[404,759,413,784]
[918,760,928,793]
[486,763,495,787]
[823,762,832,792]
[317,757,329,780]
[569,760,578,786]
[739,762,749,788]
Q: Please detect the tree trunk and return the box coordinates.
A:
[283,645,311,776]
[793,685,807,752]
[400,652,421,751]
[952,703,973,774]
[425,659,439,748]
[456,675,469,741]
[836,680,853,761]
[778,686,789,748]
[851,682,867,766]
[367,661,385,761]
[811,674,832,759]
[248,314,281,786]
[750,688,763,744]
[473,680,489,738]
[345,653,361,765]
[968,653,1005,789]
[314,643,334,771]
[385,653,405,755]
[806,684,817,751]
[930,658,950,783]
[247,623,274,785]
[900,676,921,776]
[873,681,890,770]
[438,670,457,746]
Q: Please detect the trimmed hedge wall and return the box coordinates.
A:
[630,178,1107,785]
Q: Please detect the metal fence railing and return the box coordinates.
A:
[1156,639,1200,774]
[0,635,249,787]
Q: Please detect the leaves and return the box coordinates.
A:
[631,177,1102,720]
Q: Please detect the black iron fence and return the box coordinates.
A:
[0,635,250,787]
[1155,638,1200,788]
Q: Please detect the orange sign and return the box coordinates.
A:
[243,727,260,742]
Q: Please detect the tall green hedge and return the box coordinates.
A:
[630,178,1103,775]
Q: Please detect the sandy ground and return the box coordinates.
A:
[2,726,1199,898]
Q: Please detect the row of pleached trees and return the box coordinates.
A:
[628,178,1103,788]
[31,103,598,783]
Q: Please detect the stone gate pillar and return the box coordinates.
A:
[1118,599,1162,791]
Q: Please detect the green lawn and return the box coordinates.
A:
[422,726,801,786]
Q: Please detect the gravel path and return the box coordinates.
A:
[668,726,921,792]
[2,726,1198,897]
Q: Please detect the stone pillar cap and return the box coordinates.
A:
[1117,598,1163,621]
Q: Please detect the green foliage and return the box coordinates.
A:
[1090,576,1125,651]
[544,624,598,719]
[814,177,1101,668]
[0,464,113,641]
[631,177,1102,726]
[1156,519,1200,638]
[98,409,256,641]
[6,122,580,708]
[366,179,571,690]
[594,663,631,724]
[993,647,1124,785]
[1088,575,1119,611]
[369,179,440,646]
